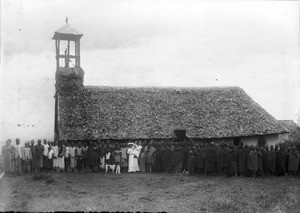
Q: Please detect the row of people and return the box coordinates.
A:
[1,138,300,178]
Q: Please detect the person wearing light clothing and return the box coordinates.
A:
[43,139,49,171]
[52,141,59,171]
[47,146,54,172]
[127,143,140,173]
[22,142,32,174]
[69,142,77,172]
[13,138,23,175]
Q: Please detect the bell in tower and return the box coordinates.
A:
[53,18,85,94]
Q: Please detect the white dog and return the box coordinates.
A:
[105,164,116,174]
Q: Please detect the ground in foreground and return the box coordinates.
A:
[0,172,299,212]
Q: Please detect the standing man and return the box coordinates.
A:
[82,142,89,172]
[237,144,247,177]
[120,143,128,173]
[69,142,77,172]
[288,146,299,176]
[36,140,44,173]
[30,140,37,173]
[247,146,258,178]
[22,142,32,174]
[219,143,229,177]
[277,145,288,176]
[2,139,13,174]
[64,141,70,172]
[43,139,49,172]
[262,145,269,176]
[52,141,59,171]
[13,138,23,175]
[76,142,83,173]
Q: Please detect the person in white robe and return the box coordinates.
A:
[57,143,66,171]
[127,143,140,172]
[52,142,59,170]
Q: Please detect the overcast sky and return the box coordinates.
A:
[0,0,299,144]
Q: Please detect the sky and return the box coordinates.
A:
[0,0,299,145]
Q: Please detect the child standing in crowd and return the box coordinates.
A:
[105,148,112,169]
[114,145,121,174]
[69,142,77,172]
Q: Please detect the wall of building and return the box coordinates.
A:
[240,134,279,146]
[264,134,279,146]
[241,136,258,146]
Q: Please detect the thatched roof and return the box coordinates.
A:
[57,86,288,140]
[279,120,299,131]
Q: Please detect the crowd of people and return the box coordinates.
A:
[1,138,300,178]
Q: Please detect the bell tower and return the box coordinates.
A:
[52,17,83,69]
[53,18,85,142]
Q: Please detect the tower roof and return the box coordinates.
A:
[52,21,83,41]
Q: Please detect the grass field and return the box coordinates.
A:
[0,172,300,212]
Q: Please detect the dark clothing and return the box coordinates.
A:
[187,155,195,174]
[172,147,184,173]
[257,150,264,177]
[262,149,269,175]
[205,147,218,173]
[155,149,163,172]
[30,145,37,170]
[268,150,276,173]
[219,148,229,168]
[182,146,188,171]
[228,149,238,176]
[277,149,288,175]
[89,147,99,171]
[238,149,246,172]
[195,150,205,170]
[99,147,106,158]
[161,148,173,173]
[289,150,299,172]
[36,145,44,158]
[247,150,258,171]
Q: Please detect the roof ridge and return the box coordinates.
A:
[84,85,241,90]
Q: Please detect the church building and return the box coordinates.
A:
[53,21,288,146]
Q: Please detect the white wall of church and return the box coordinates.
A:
[264,134,279,146]
[241,136,258,146]
[240,134,279,146]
